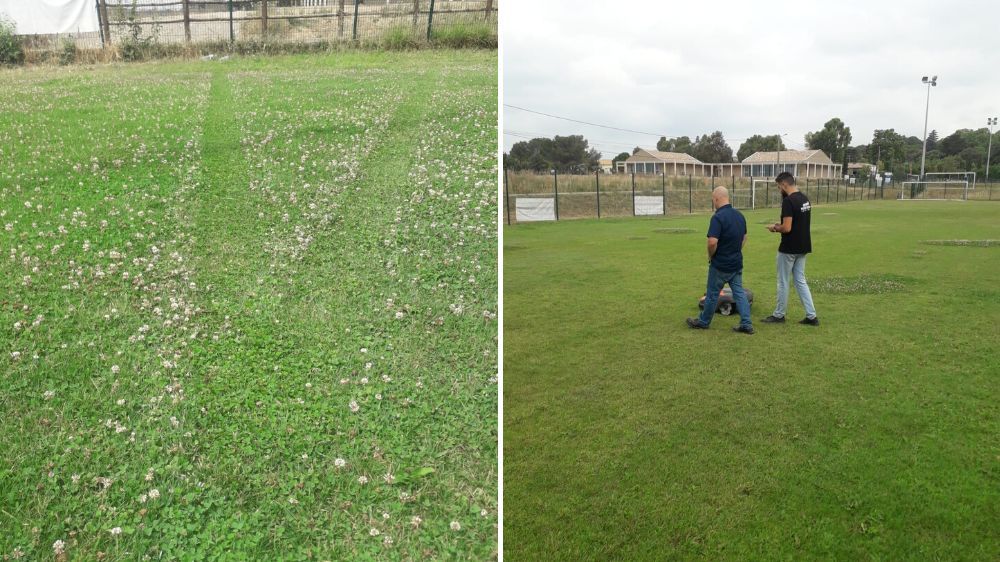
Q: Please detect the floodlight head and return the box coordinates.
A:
[932,75,938,81]
[550,169,556,175]
[921,76,928,82]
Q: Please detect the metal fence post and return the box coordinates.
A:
[631,172,636,216]
[662,172,667,215]
[553,170,559,220]
[596,171,601,218]
[427,0,435,41]
[485,0,493,20]
[504,168,511,225]
[352,0,360,41]
[228,0,235,43]
[688,174,693,213]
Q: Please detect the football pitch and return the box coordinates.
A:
[503,201,1000,560]
[1,51,497,560]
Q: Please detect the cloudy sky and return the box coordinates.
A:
[502,0,1000,158]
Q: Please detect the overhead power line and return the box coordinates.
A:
[504,103,802,146]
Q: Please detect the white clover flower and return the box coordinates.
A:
[110,527,122,536]
[52,540,66,555]
[358,475,368,485]
[43,390,55,400]
[369,528,380,536]
[450,521,461,531]
[349,400,360,413]
[334,458,346,468]
[410,516,422,528]
[148,488,160,500]
[111,365,120,374]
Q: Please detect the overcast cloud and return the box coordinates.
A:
[502,0,1000,158]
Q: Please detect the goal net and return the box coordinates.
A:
[899,181,969,201]
[730,180,759,210]
[922,172,976,190]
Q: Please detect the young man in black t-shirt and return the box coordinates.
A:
[763,172,818,325]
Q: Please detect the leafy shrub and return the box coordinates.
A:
[382,26,421,50]
[59,38,78,65]
[0,15,25,65]
[430,22,496,49]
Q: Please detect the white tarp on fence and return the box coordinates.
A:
[515,197,556,222]
[0,0,99,35]
[634,195,664,216]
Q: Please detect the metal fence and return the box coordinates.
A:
[502,171,999,225]
[18,0,497,51]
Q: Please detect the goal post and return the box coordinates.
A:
[729,180,759,210]
[898,180,969,201]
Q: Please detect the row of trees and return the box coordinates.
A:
[505,119,1000,180]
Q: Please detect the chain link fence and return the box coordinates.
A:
[17,0,496,53]
[502,171,999,225]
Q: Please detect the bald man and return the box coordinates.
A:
[686,187,754,334]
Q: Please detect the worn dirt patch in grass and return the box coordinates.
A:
[652,228,695,234]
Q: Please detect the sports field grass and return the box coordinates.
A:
[0,50,497,560]
[503,201,1000,561]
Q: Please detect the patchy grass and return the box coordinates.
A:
[920,239,1000,247]
[652,227,695,234]
[0,50,497,560]
[809,274,909,294]
[503,201,1000,561]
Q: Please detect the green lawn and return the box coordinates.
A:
[503,201,1000,561]
[0,50,497,560]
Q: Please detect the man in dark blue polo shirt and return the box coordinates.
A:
[686,187,754,334]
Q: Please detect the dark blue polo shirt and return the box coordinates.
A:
[707,204,747,273]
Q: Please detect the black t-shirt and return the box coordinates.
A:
[779,191,812,254]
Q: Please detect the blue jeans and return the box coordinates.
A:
[774,252,817,319]
[698,265,752,328]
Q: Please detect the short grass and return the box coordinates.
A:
[503,201,1000,561]
[0,50,497,560]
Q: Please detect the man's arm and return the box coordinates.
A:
[769,216,793,233]
[741,233,748,248]
[707,237,719,260]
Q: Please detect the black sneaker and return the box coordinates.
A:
[733,325,755,335]
[762,315,785,323]
[686,318,709,329]
[799,317,819,326]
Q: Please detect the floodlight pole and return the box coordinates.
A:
[987,117,997,185]
[919,76,937,181]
